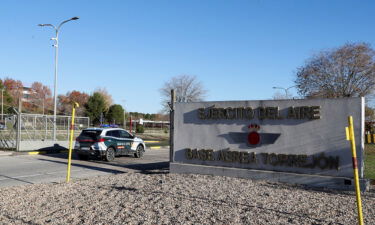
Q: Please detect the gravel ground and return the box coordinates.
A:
[0,171,374,225]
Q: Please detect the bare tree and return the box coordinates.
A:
[295,43,375,98]
[365,106,375,121]
[31,82,52,114]
[160,75,207,112]
[272,91,293,100]
[94,87,113,112]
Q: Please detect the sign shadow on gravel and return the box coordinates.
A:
[41,153,170,175]
[37,158,125,174]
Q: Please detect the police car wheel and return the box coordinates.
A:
[134,145,144,158]
[105,147,115,161]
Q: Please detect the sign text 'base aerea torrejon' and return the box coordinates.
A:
[185,148,340,170]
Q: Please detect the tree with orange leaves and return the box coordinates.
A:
[58,90,89,116]
[3,78,23,107]
[30,82,53,114]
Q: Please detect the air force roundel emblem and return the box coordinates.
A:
[220,124,281,147]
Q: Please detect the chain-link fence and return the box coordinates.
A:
[0,113,90,150]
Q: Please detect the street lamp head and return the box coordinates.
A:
[57,17,79,29]
[38,23,54,28]
[38,17,79,141]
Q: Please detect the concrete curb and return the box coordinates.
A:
[27,150,68,155]
[149,146,169,150]
[0,146,167,156]
[26,150,69,155]
[0,149,69,156]
[144,141,161,143]
[0,151,13,156]
[170,162,372,191]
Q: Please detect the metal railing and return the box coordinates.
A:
[0,113,90,149]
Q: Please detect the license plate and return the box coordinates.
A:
[81,147,90,150]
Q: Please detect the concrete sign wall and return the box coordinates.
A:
[172,97,364,178]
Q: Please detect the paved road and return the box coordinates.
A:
[0,148,169,188]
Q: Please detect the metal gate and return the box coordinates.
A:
[0,112,90,150]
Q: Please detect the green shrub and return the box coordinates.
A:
[136,124,144,133]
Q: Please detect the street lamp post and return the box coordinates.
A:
[38,17,79,141]
[272,86,296,99]
[121,100,126,129]
[123,111,126,129]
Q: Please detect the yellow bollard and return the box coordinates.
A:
[66,102,79,183]
[366,134,371,144]
[345,116,364,225]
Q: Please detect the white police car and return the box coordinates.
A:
[74,127,146,161]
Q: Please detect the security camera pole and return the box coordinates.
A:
[38,17,79,141]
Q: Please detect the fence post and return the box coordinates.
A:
[33,116,36,140]
[44,116,47,140]
[67,117,70,141]
[16,98,22,151]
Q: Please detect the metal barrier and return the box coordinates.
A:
[365,133,375,144]
[0,113,90,150]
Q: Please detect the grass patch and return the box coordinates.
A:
[144,139,170,147]
[137,131,169,147]
[136,133,170,147]
[365,144,375,180]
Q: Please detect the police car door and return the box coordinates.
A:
[119,130,133,153]
[110,130,125,155]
